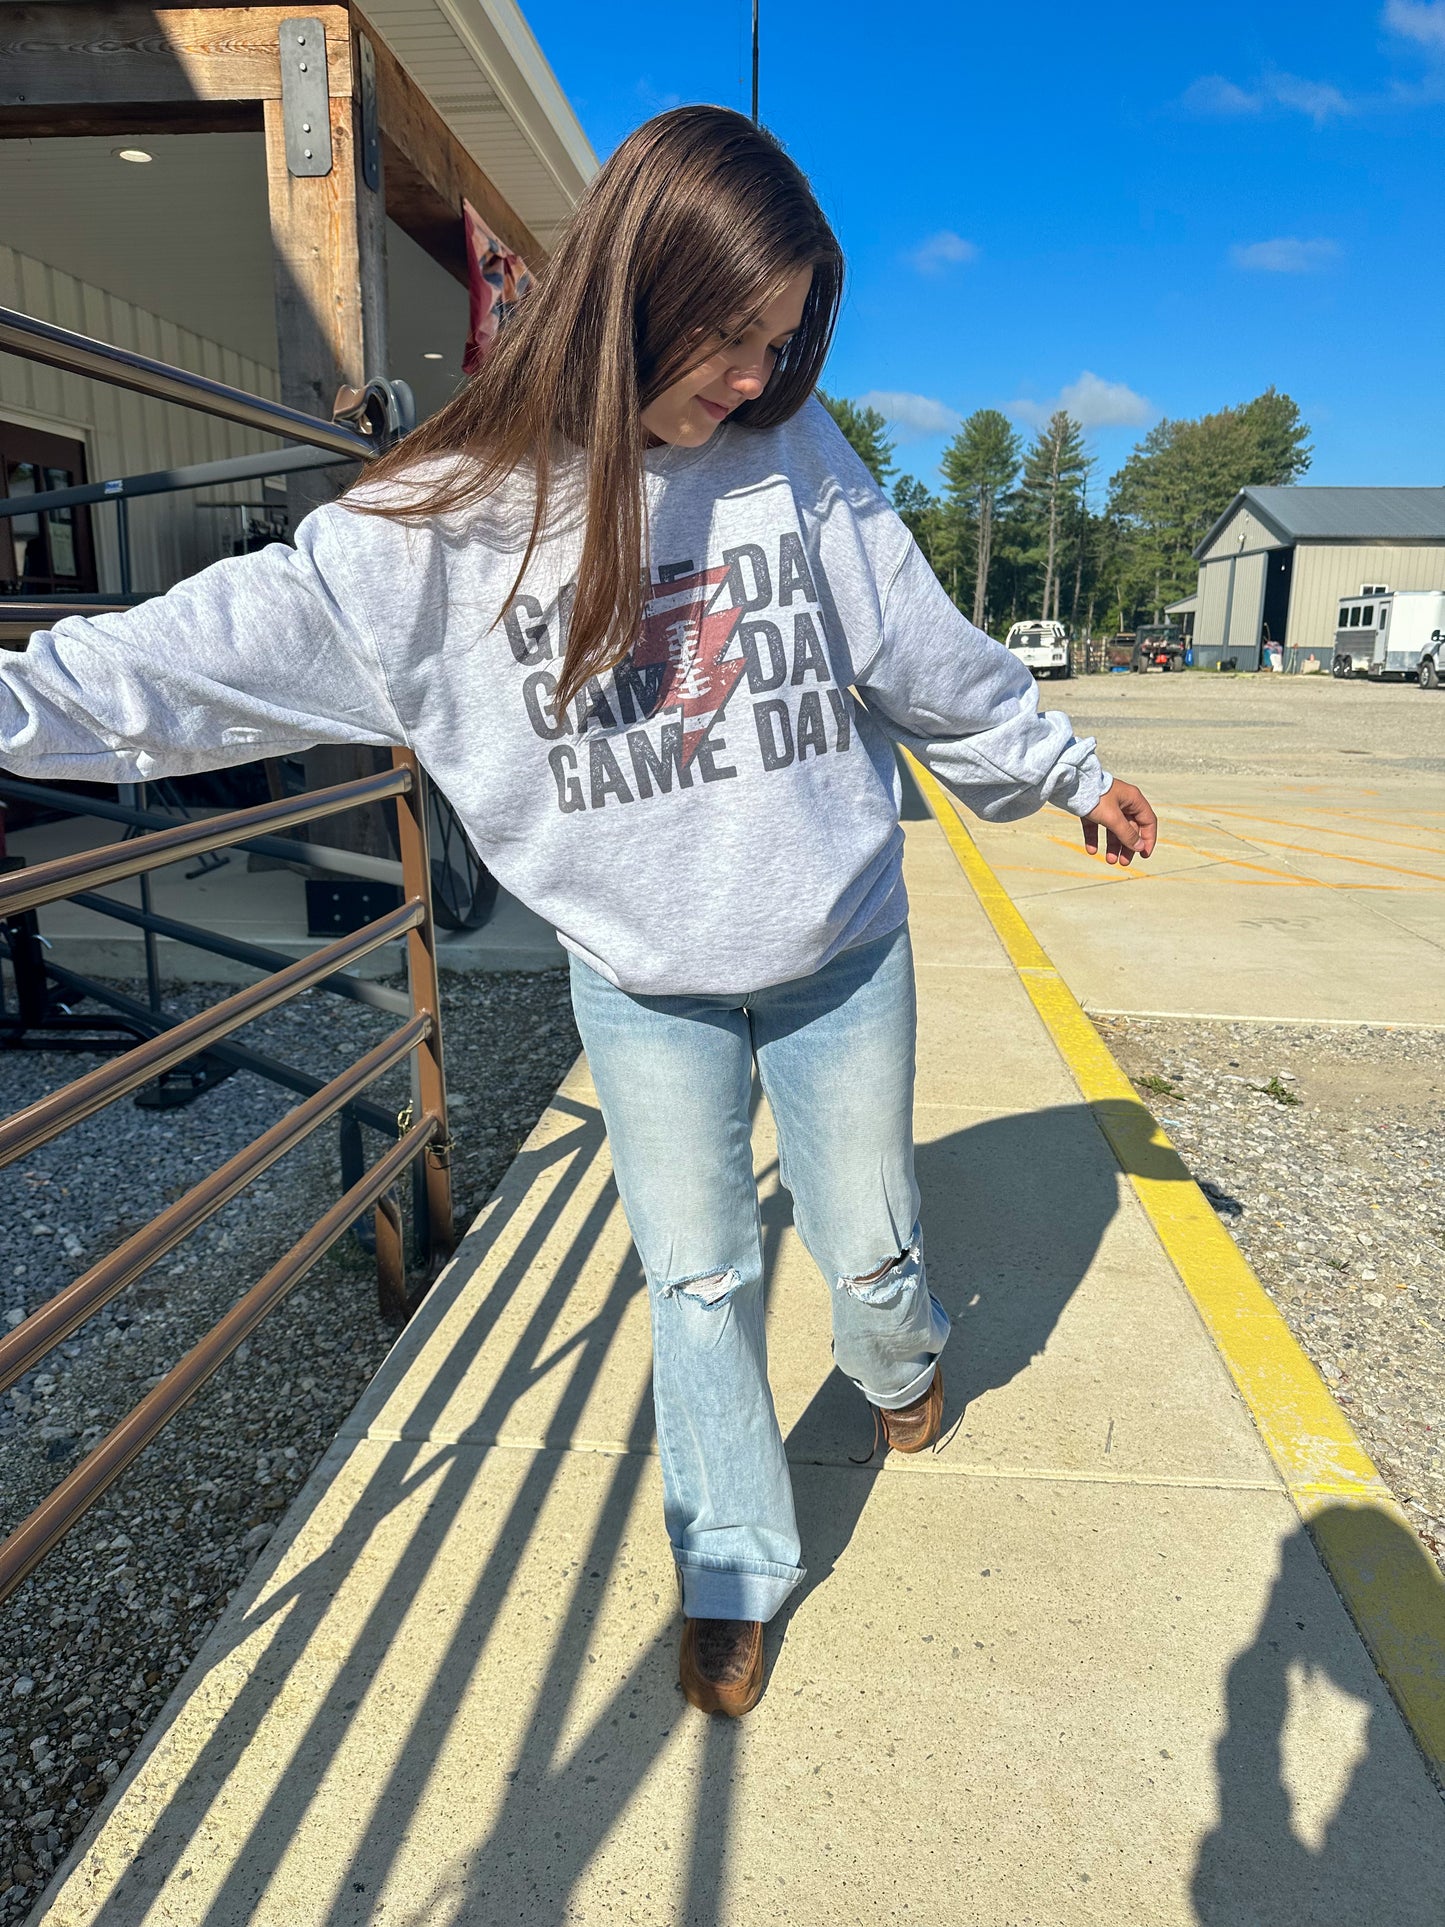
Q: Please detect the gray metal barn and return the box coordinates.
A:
[1187,486,1445,672]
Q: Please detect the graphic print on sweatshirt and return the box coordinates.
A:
[502,529,857,815]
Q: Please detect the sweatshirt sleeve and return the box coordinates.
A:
[855,537,1111,821]
[0,501,406,786]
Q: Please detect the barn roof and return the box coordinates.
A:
[1196,486,1445,558]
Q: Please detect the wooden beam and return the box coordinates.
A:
[0,5,351,107]
[0,100,263,138]
[355,3,544,274]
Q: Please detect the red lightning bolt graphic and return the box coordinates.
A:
[632,565,748,770]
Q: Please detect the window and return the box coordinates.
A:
[1338,608,1349,627]
[1362,605,1374,626]
[1379,605,1388,627]
[1349,607,1361,626]
[0,420,97,595]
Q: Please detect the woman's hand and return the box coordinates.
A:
[1081,779,1157,867]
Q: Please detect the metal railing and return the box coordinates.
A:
[0,760,455,1607]
[0,305,455,1609]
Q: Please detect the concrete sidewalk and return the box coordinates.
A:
[31,800,1445,1926]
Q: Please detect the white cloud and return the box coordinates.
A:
[1182,69,1351,122]
[1269,74,1353,120]
[1009,371,1153,432]
[1231,236,1341,273]
[1385,0,1445,49]
[858,390,960,439]
[1181,74,1263,115]
[908,231,979,273]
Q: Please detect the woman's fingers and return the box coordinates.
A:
[1081,781,1159,867]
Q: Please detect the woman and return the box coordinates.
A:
[0,106,1155,1717]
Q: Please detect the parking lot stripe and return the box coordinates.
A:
[1178,803,1445,859]
[907,752,1445,1778]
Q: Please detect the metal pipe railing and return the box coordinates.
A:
[0,1016,431,1398]
[0,899,423,1167]
[0,308,456,1612]
[0,1116,440,1608]
[66,889,410,1017]
[0,445,347,523]
[0,304,377,460]
[0,775,407,887]
[40,960,398,1136]
[0,766,410,916]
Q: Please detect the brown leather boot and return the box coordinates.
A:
[874,1365,944,1454]
[679,1616,764,1717]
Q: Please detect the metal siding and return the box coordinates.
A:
[1195,558,1232,648]
[1285,544,1445,653]
[1227,551,1268,652]
[1199,505,1284,563]
[0,242,280,598]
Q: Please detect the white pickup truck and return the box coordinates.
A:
[1004,620,1072,680]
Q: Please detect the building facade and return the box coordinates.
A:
[0,1,595,602]
[1187,486,1445,672]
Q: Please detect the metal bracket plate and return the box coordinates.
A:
[279,17,332,177]
[358,34,381,192]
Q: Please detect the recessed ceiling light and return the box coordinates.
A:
[115,148,153,164]
[422,351,445,360]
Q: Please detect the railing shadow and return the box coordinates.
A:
[69,1092,1429,1924]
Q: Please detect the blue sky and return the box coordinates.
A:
[523,0,1445,496]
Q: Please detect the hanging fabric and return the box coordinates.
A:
[462,200,533,374]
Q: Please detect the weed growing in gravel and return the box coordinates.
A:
[1256,1075,1302,1106]
[1136,1073,1182,1098]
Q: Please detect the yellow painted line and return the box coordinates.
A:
[906,752,1445,1777]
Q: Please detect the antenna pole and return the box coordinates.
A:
[751,0,759,123]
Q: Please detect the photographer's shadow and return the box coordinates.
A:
[1193,1505,1445,1925]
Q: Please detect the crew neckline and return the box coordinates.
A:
[642,423,731,476]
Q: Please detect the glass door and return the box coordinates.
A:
[0,419,98,595]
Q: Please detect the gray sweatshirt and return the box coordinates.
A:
[0,399,1109,995]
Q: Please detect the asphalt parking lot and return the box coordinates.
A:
[972,666,1445,1573]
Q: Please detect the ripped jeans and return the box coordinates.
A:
[568,923,949,1623]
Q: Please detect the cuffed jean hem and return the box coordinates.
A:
[676,1553,806,1623]
[868,1354,942,1411]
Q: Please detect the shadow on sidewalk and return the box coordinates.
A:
[74,1094,1431,1925]
[1192,1505,1445,1926]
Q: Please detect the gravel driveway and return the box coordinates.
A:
[0,967,579,1921]
[1098,1013,1445,1575]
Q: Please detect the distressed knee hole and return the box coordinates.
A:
[838,1244,920,1308]
[659,1266,743,1307]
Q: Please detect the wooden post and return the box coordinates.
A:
[262,13,391,852]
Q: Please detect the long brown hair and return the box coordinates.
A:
[350,105,843,708]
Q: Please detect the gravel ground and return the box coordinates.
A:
[0,966,578,1921]
[1097,1013,1445,1572]
[1053,668,1445,780]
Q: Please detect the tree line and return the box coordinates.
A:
[819,387,1311,636]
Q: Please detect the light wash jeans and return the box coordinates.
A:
[568,923,950,1623]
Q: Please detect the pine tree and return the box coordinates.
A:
[1106,389,1312,618]
[1017,412,1087,622]
[893,475,971,611]
[817,392,896,488]
[941,410,1021,628]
